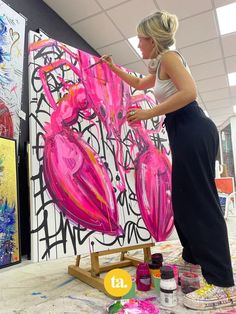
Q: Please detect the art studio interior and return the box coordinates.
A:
[0,0,236,313]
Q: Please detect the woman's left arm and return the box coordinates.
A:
[127,52,197,122]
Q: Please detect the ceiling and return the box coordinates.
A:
[42,0,236,128]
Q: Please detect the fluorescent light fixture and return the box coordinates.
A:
[228,72,236,86]
[233,105,236,113]
[204,110,209,117]
[216,2,236,35]
[128,36,176,58]
[128,36,142,57]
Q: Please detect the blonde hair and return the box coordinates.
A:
[137,11,179,55]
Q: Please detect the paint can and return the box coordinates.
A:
[160,266,177,307]
[164,264,179,286]
[180,271,200,294]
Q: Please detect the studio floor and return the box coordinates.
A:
[1,216,236,314]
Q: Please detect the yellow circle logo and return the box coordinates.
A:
[104,268,132,297]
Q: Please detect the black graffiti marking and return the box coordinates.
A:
[31,164,53,215]
[95,218,151,247]
[31,210,95,259]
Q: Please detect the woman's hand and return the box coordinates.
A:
[101,55,114,70]
[126,108,151,123]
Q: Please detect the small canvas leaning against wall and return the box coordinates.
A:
[28,31,173,262]
[0,0,26,141]
[0,136,20,268]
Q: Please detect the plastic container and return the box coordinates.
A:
[136,263,151,291]
[160,266,177,307]
[181,272,200,294]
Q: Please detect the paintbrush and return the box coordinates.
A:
[85,55,112,70]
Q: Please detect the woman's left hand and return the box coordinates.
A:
[126,108,150,123]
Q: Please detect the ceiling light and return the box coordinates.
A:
[216,2,236,35]
[228,72,236,86]
[128,36,176,58]
[233,105,236,113]
[128,36,142,57]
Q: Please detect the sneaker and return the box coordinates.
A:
[183,283,236,310]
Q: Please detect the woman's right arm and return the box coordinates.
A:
[101,55,155,90]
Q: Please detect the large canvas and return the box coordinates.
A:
[0,0,26,140]
[28,31,173,262]
[0,136,20,267]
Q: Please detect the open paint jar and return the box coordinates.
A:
[181,272,200,294]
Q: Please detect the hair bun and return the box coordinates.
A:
[161,11,178,34]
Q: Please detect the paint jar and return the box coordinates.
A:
[136,262,151,291]
[127,105,142,128]
[151,253,163,265]
[160,266,177,307]
[149,263,161,287]
[180,272,200,294]
[164,264,179,286]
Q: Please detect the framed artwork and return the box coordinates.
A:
[0,136,20,268]
[0,0,26,141]
[28,31,173,261]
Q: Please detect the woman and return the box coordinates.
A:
[102,11,235,311]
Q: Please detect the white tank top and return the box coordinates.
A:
[153,51,191,103]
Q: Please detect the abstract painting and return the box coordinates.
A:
[28,31,173,262]
[0,0,26,140]
[0,136,20,268]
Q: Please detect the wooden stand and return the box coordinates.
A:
[68,243,154,297]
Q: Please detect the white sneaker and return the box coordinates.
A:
[183,283,236,311]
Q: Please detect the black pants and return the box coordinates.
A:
[164,101,234,287]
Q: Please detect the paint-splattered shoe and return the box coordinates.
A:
[183,283,236,310]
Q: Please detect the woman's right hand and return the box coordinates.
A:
[101,54,114,70]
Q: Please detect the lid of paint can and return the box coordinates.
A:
[151,253,163,264]
[160,266,174,279]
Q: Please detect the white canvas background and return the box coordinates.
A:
[28,30,171,262]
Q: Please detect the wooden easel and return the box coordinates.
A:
[68,242,154,297]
